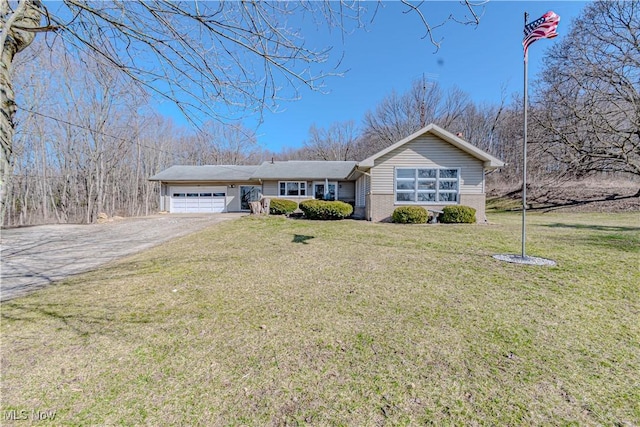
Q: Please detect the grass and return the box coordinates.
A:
[1,212,639,426]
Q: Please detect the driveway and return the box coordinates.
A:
[0,213,245,302]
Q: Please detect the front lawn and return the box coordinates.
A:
[1,212,638,425]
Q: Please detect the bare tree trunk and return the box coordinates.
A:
[249,201,263,215]
[1,0,42,224]
[261,198,270,215]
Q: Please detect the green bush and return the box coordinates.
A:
[299,199,353,220]
[391,206,428,224]
[441,205,476,224]
[269,198,298,215]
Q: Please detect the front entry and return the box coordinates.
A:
[240,186,262,210]
[313,181,337,201]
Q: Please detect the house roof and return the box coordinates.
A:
[149,125,504,183]
[358,123,505,169]
[149,162,358,182]
[252,161,358,180]
[148,165,259,181]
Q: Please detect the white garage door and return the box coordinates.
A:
[170,186,226,213]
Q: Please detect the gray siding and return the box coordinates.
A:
[227,186,240,211]
[262,180,310,199]
[157,180,260,212]
[355,175,369,207]
[263,180,354,202]
[338,181,355,202]
[370,135,484,195]
[262,180,279,197]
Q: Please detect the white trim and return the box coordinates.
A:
[393,167,460,205]
[278,181,307,197]
[169,185,227,213]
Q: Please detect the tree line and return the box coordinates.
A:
[1,0,484,224]
[3,0,637,226]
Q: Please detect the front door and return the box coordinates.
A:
[313,182,337,201]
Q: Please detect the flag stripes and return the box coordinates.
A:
[523,11,560,57]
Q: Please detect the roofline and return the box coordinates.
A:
[149,165,360,181]
[148,178,261,182]
[358,123,505,169]
[250,161,358,180]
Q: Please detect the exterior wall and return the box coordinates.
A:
[226,186,240,212]
[367,134,487,222]
[262,180,311,202]
[338,181,355,202]
[159,181,260,213]
[262,180,355,203]
[352,206,366,219]
[261,180,280,198]
[355,175,370,208]
[368,194,395,222]
[370,135,484,194]
[160,183,168,212]
[459,194,486,223]
[368,193,487,223]
[367,194,487,223]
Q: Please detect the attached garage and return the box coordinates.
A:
[169,186,226,213]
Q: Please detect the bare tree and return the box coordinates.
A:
[359,78,471,157]
[2,0,486,224]
[190,121,261,165]
[533,0,640,179]
[1,0,42,221]
[303,121,357,161]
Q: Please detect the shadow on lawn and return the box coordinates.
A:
[493,187,640,213]
[541,224,639,253]
[543,223,640,232]
[292,234,315,244]
[1,299,153,338]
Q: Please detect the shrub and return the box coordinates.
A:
[269,198,298,215]
[299,199,353,220]
[391,206,428,224]
[441,205,476,223]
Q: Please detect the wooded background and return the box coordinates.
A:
[3,1,637,226]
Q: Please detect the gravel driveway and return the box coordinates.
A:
[0,213,244,302]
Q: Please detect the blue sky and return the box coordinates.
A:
[257,1,589,152]
[165,1,588,152]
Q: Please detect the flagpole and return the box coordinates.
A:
[522,11,529,259]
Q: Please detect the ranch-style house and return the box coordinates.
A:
[149,124,504,222]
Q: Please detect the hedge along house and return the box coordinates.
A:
[149,161,359,214]
[149,124,504,221]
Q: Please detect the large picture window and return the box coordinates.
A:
[395,168,459,203]
[279,181,307,197]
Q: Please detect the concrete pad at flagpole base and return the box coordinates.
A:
[492,254,557,266]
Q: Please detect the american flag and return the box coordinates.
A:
[523,11,560,57]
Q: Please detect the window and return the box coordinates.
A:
[279,181,307,197]
[395,168,459,203]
